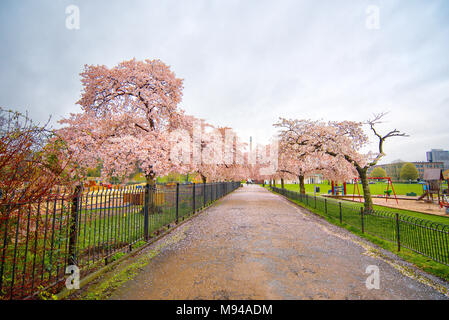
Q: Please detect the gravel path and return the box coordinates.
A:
[107,185,449,300]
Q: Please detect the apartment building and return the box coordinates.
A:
[427,149,449,170]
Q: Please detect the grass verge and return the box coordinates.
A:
[270,185,449,225]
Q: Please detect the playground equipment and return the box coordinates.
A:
[439,194,449,214]
[352,177,398,204]
[443,170,449,195]
[329,181,347,196]
[123,191,165,206]
[417,169,443,203]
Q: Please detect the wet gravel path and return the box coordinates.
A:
[108,185,449,300]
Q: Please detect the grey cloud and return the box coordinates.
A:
[0,0,448,164]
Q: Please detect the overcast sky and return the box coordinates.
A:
[1,0,448,164]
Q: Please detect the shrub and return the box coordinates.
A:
[370,167,387,178]
[400,162,419,181]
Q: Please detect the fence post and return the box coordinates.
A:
[325,198,327,214]
[339,202,342,224]
[361,207,364,233]
[176,183,179,223]
[314,195,317,209]
[144,183,150,240]
[68,185,82,266]
[203,182,206,207]
[192,183,196,213]
[396,213,401,252]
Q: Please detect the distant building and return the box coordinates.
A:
[305,174,323,184]
[426,149,449,170]
[284,174,323,184]
[412,161,444,179]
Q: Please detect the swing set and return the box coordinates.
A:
[352,177,398,204]
[330,181,347,196]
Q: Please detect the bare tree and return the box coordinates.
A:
[332,112,408,211]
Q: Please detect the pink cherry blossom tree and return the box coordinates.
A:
[171,115,247,183]
[275,113,407,211]
[276,145,304,191]
[58,58,184,186]
[275,119,327,194]
[327,114,407,210]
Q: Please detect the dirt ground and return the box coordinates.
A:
[78,185,449,300]
[341,196,449,216]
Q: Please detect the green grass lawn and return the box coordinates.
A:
[369,203,449,225]
[271,184,449,225]
[275,183,435,196]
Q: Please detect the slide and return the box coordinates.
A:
[417,191,428,201]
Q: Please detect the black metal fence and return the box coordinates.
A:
[0,181,241,300]
[271,186,449,266]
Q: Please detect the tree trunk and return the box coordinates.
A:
[144,174,159,214]
[357,167,373,212]
[201,174,207,184]
[269,179,272,187]
[281,178,284,189]
[299,175,306,194]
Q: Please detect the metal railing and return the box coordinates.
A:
[0,181,241,300]
[271,186,449,267]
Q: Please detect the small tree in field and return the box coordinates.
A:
[370,167,387,178]
[400,162,418,181]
